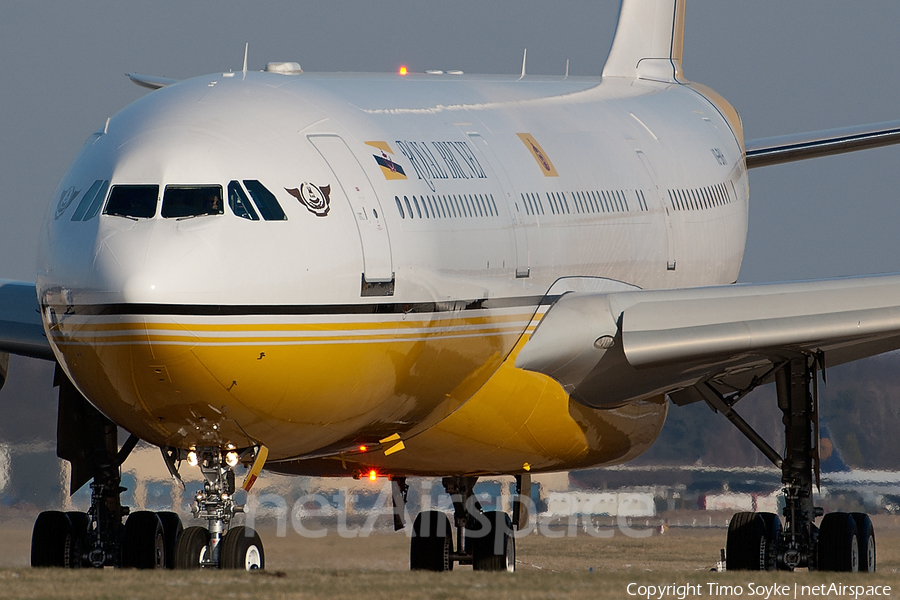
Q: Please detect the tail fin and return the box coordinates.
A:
[601,0,685,82]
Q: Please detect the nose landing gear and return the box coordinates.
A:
[174,447,265,570]
[29,379,265,570]
[31,443,266,570]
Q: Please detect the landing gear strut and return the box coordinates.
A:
[31,376,180,569]
[175,447,264,570]
[31,374,264,569]
[409,476,517,572]
[775,357,820,570]
[703,355,875,572]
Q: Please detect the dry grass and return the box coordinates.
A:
[1,515,898,599]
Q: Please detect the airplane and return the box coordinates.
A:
[3,0,900,573]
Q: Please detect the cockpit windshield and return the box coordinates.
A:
[161,185,224,218]
[228,181,259,221]
[103,185,159,219]
[243,180,287,221]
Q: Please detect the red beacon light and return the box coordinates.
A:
[358,445,367,453]
[398,66,408,76]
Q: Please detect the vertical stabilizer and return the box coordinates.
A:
[601,0,685,82]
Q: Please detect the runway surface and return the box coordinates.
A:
[2,511,898,599]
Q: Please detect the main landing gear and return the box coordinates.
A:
[31,445,265,570]
[701,355,875,572]
[29,379,265,569]
[406,475,525,572]
[31,378,180,568]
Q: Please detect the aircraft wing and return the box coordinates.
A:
[0,280,53,361]
[127,73,179,90]
[745,120,900,168]
[515,274,900,409]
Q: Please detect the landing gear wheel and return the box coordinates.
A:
[31,511,74,567]
[726,512,780,570]
[64,511,89,568]
[174,526,210,569]
[410,511,453,571]
[851,513,876,572]
[155,511,183,569]
[219,526,264,570]
[471,511,515,572]
[758,512,782,571]
[121,511,165,569]
[817,512,859,572]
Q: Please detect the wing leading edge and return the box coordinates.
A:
[745,120,900,169]
[0,280,53,361]
[127,73,179,90]
[515,274,900,409]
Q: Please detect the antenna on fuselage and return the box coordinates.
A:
[242,43,249,77]
[518,48,527,81]
[564,59,569,80]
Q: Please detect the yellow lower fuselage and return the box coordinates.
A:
[47,304,667,476]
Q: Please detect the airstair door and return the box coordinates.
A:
[308,135,394,286]
[635,149,676,271]
[466,132,530,278]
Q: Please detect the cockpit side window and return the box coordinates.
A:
[162,185,224,218]
[228,181,259,221]
[103,185,159,219]
[82,180,110,221]
[71,179,108,221]
[243,180,287,221]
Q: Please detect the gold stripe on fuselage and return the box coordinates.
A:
[49,317,534,346]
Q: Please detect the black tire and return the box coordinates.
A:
[174,526,209,569]
[727,512,776,571]
[155,512,183,570]
[410,511,453,571]
[471,511,515,572]
[758,512,782,571]
[818,512,859,572]
[219,526,264,570]
[121,511,165,569]
[64,511,89,568]
[31,511,73,567]
[851,513,876,572]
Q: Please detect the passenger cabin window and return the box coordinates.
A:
[228,181,259,220]
[243,180,287,221]
[162,185,224,218]
[103,185,159,219]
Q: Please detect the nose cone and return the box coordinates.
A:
[92,219,224,305]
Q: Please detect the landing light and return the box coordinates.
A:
[187,451,198,467]
[225,451,240,467]
[368,469,378,481]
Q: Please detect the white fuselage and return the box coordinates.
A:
[37,70,749,470]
